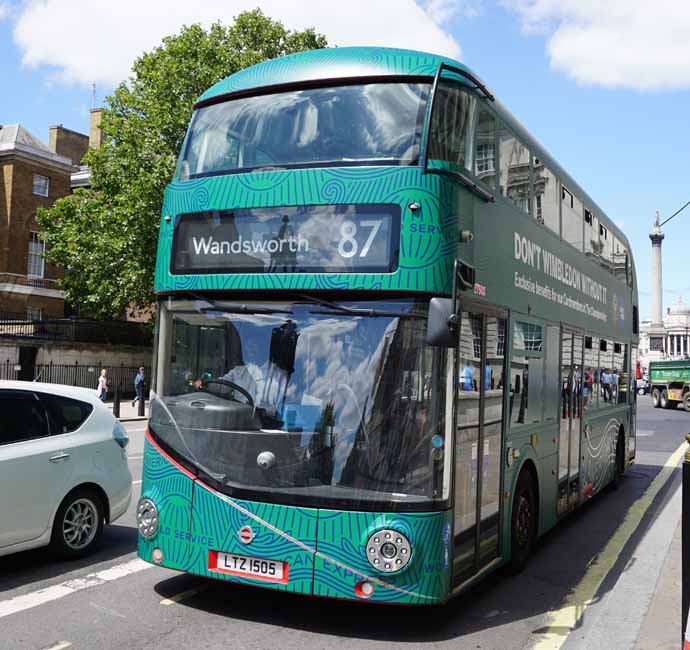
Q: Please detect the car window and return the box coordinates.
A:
[0,392,50,444]
[37,393,94,434]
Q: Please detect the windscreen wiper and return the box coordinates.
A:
[292,294,425,319]
[181,292,293,315]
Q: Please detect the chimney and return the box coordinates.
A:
[48,124,89,165]
[89,109,104,149]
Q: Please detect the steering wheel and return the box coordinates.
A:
[203,379,254,407]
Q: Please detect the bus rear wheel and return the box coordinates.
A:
[660,389,670,409]
[508,470,536,574]
[612,433,625,488]
[652,388,661,408]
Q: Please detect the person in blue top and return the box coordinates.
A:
[132,366,145,408]
[461,364,474,391]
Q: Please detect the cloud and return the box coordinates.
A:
[11,0,461,86]
[502,0,690,91]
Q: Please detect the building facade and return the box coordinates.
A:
[0,122,89,317]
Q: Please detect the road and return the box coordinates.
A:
[0,400,685,650]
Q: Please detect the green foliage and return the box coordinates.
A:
[38,10,327,318]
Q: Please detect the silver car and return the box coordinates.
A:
[0,381,132,559]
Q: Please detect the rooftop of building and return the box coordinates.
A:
[0,123,74,169]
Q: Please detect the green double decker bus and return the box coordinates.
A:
[136,47,639,604]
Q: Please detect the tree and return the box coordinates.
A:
[38,11,327,318]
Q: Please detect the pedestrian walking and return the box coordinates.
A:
[97,368,108,402]
[132,366,145,407]
[601,368,612,402]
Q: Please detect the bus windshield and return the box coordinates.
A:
[179,82,430,179]
[150,298,449,510]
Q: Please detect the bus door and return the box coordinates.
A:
[558,329,583,515]
[453,307,507,585]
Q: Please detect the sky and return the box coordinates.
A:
[1,0,689,321]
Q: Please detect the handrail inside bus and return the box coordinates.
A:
[421,62,496,203]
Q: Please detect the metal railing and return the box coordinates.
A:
[0,311,152,346]
[0,360,150,399]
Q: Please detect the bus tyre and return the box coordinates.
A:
[508,470,536,574]
[684,393,690,413]
[660,389,669,409]
[612,434,625,489]
[652,388,661,408]
[50,488,104,560]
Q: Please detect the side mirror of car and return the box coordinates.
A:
[426,297,458,348]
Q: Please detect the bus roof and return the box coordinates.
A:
[196,46,472,105]
[195,46,633,261]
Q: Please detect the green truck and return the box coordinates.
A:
[650,360,690,410]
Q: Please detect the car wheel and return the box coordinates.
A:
[50,488,104,559]
[508,470,536,574]
[684,393,690,413]
[637,387,646,396]
[652,388,661,408]
[661,389,669,409]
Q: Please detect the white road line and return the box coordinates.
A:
[0,559,150,620]
[132,480,142,485]
[128,455,144,460]
[39,642,72,650]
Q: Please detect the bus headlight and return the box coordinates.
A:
[137,498,159,538]
[366,529,412,573]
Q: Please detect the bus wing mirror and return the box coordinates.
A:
[426,297,458,348]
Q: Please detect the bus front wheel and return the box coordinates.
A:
[508,470,536,574]
[652,388,661,408]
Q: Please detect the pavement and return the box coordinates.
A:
[106,399,148,421]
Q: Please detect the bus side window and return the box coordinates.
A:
[584,209,602,262]
[612,237,628,283]
[428,83,476,171]
[474,109,497,189]
[584,335,600,409]
[533,159,560,235]
[561,186,583,252]
[499,127,531,214]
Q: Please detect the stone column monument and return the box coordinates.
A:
[647,211,667,359]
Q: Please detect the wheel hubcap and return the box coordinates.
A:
[516,495,531,547]
[63,498,98,550]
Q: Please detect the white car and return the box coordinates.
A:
[0,381,132,559]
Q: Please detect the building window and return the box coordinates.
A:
[26,306,42,321]
[476,142,495,173]
[497,319,506,357]
[471,314,483,359]
[32,174,49,197]
[27,232,45,278]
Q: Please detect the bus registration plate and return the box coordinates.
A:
[209,550,288,583]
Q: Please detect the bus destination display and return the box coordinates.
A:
[171,204,400,274]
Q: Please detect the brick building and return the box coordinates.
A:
[0,121,91,317]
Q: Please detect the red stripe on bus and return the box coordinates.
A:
[145,429,196,480]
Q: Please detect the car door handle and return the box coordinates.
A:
[49,453,70,462]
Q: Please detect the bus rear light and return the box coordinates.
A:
[365,529,412,573]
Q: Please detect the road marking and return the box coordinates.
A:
[132,480,142,485]
[0,559,150,620]
[528,440,686,650]
[160,585,209,605]
[39,643,71,650]
[128,455,143,460]
[126,427,147,432]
